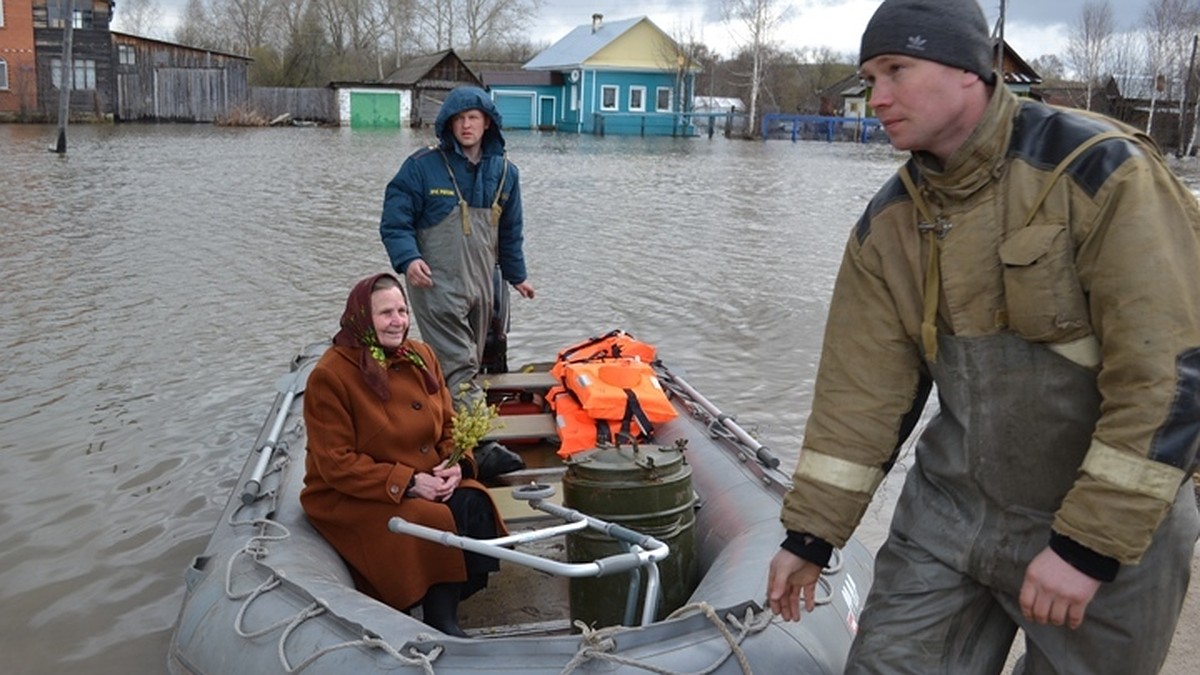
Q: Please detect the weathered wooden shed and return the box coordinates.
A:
[111,32,250,122]
[383,49,482,127]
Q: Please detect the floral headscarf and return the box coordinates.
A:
[332,273,440,400]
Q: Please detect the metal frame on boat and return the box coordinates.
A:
[168,340,874,674]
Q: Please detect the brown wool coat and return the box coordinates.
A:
[300,341,507,610]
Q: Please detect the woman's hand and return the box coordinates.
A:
[407,463,462,502]
[433,461,462,500]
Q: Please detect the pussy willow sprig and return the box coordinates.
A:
[446,382,503,467]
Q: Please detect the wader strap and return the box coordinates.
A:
[438,150,473,236]
[1021,131,1127,229]
[491,156,509,228]
[898,166,945,362]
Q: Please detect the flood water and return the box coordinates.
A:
[1,122,1195,674]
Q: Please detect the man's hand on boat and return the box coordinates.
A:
[766,549,823,621]
[408,461,462,502]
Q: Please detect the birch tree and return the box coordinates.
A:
[1065,1,1114,110]
[722,0,791,137]
[1141,0,1198,136]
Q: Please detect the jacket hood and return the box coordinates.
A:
[434,86,506,155]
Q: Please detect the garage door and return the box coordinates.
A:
[351,92,401,128]
[493,93,535,130]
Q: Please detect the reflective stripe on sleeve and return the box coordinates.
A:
[794,450,886,495]
[1048,335,1101,369]
[1081,440,1186,503]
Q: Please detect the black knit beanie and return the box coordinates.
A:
[859,0,996,85]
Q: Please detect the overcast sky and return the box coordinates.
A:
[528,0,1150,61]
[145,0,1154,63]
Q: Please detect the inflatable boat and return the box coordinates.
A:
[168,336,874,674]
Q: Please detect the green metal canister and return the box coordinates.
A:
[562,445,697,628]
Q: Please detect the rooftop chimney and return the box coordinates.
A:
[592,14,603,33]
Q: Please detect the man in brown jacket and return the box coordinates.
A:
[767,0,1200,672]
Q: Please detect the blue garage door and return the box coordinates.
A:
[494,93,535,130]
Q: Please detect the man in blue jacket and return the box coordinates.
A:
[381,86,534,473]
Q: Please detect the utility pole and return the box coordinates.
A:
[1178,34,1198,158]
[994,0,1007,77]
[53,0,77,154]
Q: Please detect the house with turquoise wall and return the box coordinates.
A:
[483,14,699,136]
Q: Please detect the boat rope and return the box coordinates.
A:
[273,604,445,674]
[219,457,445,674]
[558,602,770,675]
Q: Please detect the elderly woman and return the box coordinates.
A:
[301,273,507,637]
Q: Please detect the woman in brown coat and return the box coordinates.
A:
[300,273,507,637]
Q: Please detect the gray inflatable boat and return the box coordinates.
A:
[168,340,874,674]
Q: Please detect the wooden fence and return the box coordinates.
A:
[249,87,337,123]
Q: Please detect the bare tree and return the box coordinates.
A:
[215,0,279,56]
[113,0,165,38]
[458,0,540,55]
[1066,1,1114,110]
[722,0,791,138]
[1141,0,1199,136]
[415,0,456,51]
[175,0,222,50]
[662,21,709,134]
[1029,54,1067,82]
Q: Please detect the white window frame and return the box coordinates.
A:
[118,44,136,66]
[600,84,619,111]
[50,58,97,90]
[628,86,646,112]
[655,86,672,112]
[0,59,8,91]
[569,84,578,112]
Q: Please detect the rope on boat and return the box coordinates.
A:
[275,605,445,674]
[558,602,771,675]
[218,451,446,674]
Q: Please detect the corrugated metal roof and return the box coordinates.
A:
[523,16,645,70]
[482,71,563,87]
[386,50,458,85]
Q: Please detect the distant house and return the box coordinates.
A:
[486,14,699,136]
[0,0,39,119]
[995,40,1042,97]
[0,1,251,122]
[691,95,747,135]
[381,49,482,127]
[1104,73,1188,150]
[32,0,117,119]
[112,31,250,122]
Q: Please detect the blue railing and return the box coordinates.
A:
[761,114,885,143]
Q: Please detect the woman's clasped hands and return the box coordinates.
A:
[408,461,463,502]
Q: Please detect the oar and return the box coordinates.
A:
[660,369,782,470]
[241,359,316,504]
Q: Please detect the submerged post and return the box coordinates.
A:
[53,0,77,154]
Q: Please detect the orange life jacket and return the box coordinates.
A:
[549,330,677,457]
[548,385,623,457]
[562,358,676,424]
[550,330,658,380]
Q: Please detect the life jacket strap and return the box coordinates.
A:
[618,388,656,445]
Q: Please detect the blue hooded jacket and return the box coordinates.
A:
[380,86,527,284]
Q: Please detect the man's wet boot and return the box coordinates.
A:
[421,583,468,637]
